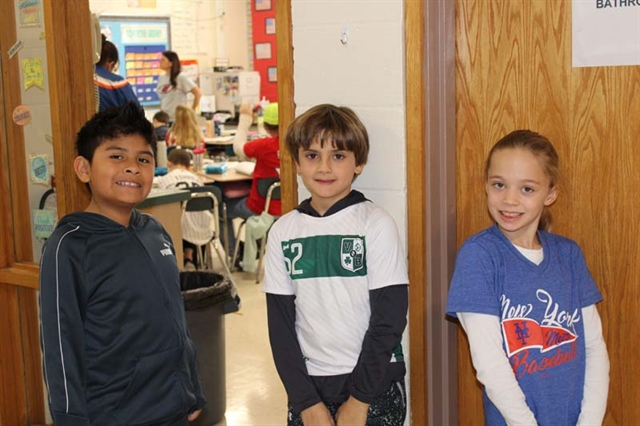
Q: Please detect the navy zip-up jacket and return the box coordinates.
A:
[39,210,205,425]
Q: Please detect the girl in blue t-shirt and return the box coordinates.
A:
[446,130,609,426]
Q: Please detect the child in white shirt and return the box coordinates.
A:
[154,149,215,270]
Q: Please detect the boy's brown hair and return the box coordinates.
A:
[153,110,170,125]
[167,148,192,168]
[285,104,369,166]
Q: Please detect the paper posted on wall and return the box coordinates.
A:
[572,0,640,67]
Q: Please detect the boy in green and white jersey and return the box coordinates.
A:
[263,104,409,426]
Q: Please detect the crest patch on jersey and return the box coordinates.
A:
[341,237,364,272]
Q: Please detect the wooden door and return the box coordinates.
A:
[0,1,45,423]
[0,0,94,423]
[455,1,639,424]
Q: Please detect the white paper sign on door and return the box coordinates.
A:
[573,0,640,67]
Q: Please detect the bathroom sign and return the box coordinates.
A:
[573,0,640,67]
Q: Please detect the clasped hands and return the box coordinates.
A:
[300,397,369,426]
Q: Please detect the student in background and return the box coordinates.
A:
[94,34,139,112]
[157,50,201,122]
[153,110,171,142]
[154,148,216,271]
[166,105,205,149]
[263,104,409,425]
[446,130,609,425]
[39,102,204,424]
[227,102,281,267]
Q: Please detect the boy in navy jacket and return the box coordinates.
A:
[39,102,205,425]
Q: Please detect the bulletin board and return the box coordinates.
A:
[250,0,277,102]
[99,17,171,106]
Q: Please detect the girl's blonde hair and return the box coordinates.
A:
[169,105,203,149]
[485,130,559,231]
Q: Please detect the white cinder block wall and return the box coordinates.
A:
[291,0,410,421]
[291,1,407,235]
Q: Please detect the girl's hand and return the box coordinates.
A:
[188,408,202,421]
[335,397,369,426]
[301,402,335,426]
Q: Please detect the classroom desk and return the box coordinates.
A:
[204,136,235,146]
[197,168,253,183]
[138,188,190,267]
[204,136,235,157]
[204,127,261,155]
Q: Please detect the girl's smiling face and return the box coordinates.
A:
[486,147,557,248]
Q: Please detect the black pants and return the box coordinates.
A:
[287,380,406,426]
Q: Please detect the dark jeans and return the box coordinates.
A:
[287,380,406,426]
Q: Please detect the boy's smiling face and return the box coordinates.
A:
[297,138,364,216]
[74,134,155,226]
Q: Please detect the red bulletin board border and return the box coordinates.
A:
[251,0,277,102]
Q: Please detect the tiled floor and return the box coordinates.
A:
[215,271,288,426]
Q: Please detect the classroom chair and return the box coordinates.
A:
[231,177,281,283]
[180,185,233,277]
[37,187,58,241]
[38,188,56,210]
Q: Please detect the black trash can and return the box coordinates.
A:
[180,271,240,426]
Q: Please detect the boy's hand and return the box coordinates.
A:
[301,402,335,426]
[188,409,202,421]
[239,103,253,116]
[335,396,369,426]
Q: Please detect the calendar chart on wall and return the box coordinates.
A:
[99,17,171,106]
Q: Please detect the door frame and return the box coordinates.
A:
[0,0,46,423]
[412,1,458,424]
[0,0,95,422]
[405,1,428,422]
[275,1,457,424]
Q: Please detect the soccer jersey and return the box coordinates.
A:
[263,196,408,376]
[446,224,603,426]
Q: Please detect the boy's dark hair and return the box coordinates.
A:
[264,122,278,134]
[153,110,170,125]
[76,102,156,163]
[285,104,369,166]
[168,148,191,168]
